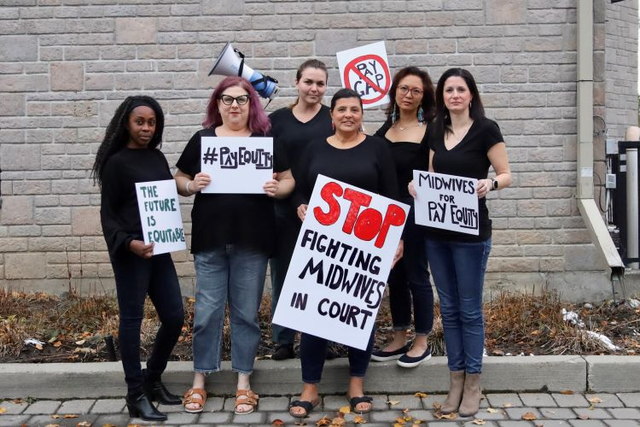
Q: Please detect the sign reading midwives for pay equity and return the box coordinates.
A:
[135,179,187,255]
[413,171,479,236]
[200,136,273,193]
[273,175,409,350]
[336,41,391,109]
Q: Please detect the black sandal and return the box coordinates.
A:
[289,398,320,418]
[349,395,373,414]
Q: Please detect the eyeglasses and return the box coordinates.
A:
[219,94,250,105]
[398,85,423,97]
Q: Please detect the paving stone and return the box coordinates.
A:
[604,421,640,427]
[504,407,543,420]
[370,394,392,410]
[387,394,426,409]
[418,393,448,410]
[552,393,591,407]
[90,398,125,413]
[322,394,351,411]
[586,393,624,408]
[486,393,524,408]
[369,410,404,423]
[23,400,62,414]
[0,400,27,414]
[0,415,30,426]
[497,422,536,427]
[258,396,289,411]
[540,407,578,419]
[404,409,436,421]
[616,393,640,407]
[475,407,509,420]
[609,408,640,419]
[266,411,299,424]
[535,422,572,427]
[573,407,612,419]
[57,399,96,414]
[25,414,99,426]
[231,410,266,423]
[188,394,224,412]
[162,411,199,424]
[158,401,190,413]
[94,413,133,426]
[197,411,233,424]
[568,421,608,427]
[519,392,557,407]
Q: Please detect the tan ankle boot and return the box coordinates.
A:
[458,373,481,417]
[440,370,465,414]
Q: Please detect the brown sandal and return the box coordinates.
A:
[235,389,259,415]
[183,388,207,413]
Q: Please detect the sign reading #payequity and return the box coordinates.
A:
[413,171,479,236]
[135,179,187,255]
[273,175,409,350]
[200,136,273,194]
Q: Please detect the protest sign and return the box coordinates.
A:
[135,179,187,255]
[200,136,273,193]
[273,175,409,350]
[413,171,479,235]
[336,41,391,109]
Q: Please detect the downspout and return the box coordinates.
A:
[576,0,626,299]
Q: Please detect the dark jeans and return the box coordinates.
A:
[299,331,375,384]
[269,206,300,345]
[110,251,184,394]
[388,204,434,335]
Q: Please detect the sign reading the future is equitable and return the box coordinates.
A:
[413,171,479,236]
[135,179,187,255]
[273,175,409,350]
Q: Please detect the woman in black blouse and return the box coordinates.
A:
[289,89,402,418]
[93,96,184,422]
[372,66,436,368]
[175,76,294,415]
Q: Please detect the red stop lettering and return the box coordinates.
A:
[342,188,372,234]
[313,181,343,225]
[374,204,406,248]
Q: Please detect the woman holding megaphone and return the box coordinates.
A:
[268,59,333,361]
[174,76,294,415]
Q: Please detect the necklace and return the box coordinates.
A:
[450,122,472,143]
[394,122,423,131]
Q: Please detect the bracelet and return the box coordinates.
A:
[185,180,192,194]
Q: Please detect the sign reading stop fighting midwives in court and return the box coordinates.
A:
[413,171,479,236]
[135,179,187,255]
[273,175,409,350]
[200,136,273,194]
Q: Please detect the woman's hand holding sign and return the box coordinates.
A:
[189,172,211,193]
[392,240,404,268]
[476,178,492,199]
[297,204,308,222]
[129,239,154,259]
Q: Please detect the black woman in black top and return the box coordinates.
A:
[93,96,184,422]
[268,59,333,361]
[371,66,437,369]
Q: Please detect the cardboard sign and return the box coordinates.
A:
[273,175,409,350]
[336,41,391,109]
[200,136,273,193]
[135,179,187,255]
[413,171,479,235]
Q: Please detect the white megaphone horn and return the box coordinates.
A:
[209,42,279,100]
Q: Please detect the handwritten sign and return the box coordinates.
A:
[413,171,479,235]
[200,136,273,193]
[336,41,391,109]
[135,179,187,255]
[273,175,409,350]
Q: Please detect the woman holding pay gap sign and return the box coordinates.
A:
[289,88,402,419]
[174,76,294,415]
[411,68,511,417]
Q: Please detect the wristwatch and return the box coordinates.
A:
[491,178,498,191]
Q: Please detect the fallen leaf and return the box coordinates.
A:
[432,402,442,411]
[330,416,345,426]
[412,421,424,425]
[578,414,590,420]
[402,407,410,414]
[12,398,23,404]
[339,405,351,414]
[272,419,285,426]
[0,408,7,414]
[76,422,92,427]
[393,424,403,427]
[472,419,486,425]
[388,400,400,406]
[492,349,505,356]
[316,417,332,426]
[44,424,60,427]
[354,415,367,424]
[503,403,512,408]
[102,424,118,427]
[559,390,574,395]
[63,414,79,419]
[588,396,602,404]
[35,343,43,350]
[435,412,457,420]
[51,415,61,419]
[402,415,413,422]
[486,408,500,414]
[396,417,406,423]
[127,424,142,427]
[75,339,86,346]
[414,392,428,398]
[521,412,537,421]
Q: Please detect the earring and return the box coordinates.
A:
[392,104,399,124]
[331,121,335,131]
[469,101,472,110]
[417,106,424,123]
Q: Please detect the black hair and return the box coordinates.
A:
[434,68,485,137]
[385,66,436,122]
[330,88,363,111]
[91,95,165,186]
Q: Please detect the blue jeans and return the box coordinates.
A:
[193,245,268,375]
[427,238,491,374]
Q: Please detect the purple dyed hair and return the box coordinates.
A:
[202,76,271,135]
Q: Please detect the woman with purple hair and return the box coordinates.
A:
[175,76,294,415]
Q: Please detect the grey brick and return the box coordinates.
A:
[616,393,640,407]
[540,407,578,419]
[604,421,640,427]
[609,408,640,419]
[568,421,608,427]
[23,400,62,414]
[89,399,125,414]
[0,415,30,427]
[57,399,96,414]
[0,400,27,414]
[573,408,612,419]
[486,394,524,408]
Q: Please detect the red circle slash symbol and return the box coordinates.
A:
[343,54,391,104]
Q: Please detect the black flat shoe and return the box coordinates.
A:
[272,344,295,361]
[370,344,411,362]
[144,379,182,405]
[126,392,168,421]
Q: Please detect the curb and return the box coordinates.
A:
[2,356,639,399]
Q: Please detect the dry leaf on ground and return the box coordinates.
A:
[559,390,574,395]
[330,416,345,426]
[0,408,6,414]
[339,405,351,414]
[521,412,537,421]
[76,422,91,427]
[354,415,367,424]
[316,416,332,426]
[486,408,500,414]
[388,400,400,406]
[472,419,486,425]
[578,414,590,420]
[432,402,442,411]
[588,396,602,404]
[435,412,457,420]
[414,392,428,398]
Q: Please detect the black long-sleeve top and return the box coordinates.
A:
[100,147,173,258]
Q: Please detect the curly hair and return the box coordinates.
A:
[202,76,271,135]
[385,66,436,122]
[91,95,165,186]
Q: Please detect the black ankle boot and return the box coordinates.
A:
[144,378,182,405]
[126,391,168,421]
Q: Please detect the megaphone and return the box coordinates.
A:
[209,42,279,99]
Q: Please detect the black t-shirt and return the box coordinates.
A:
[176,129,290,255]
[374,118,430,200]
[295,135,400,206]
[427,117,504,242]
[100,147,173,258]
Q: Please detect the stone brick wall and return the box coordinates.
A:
[0,0,638,299]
